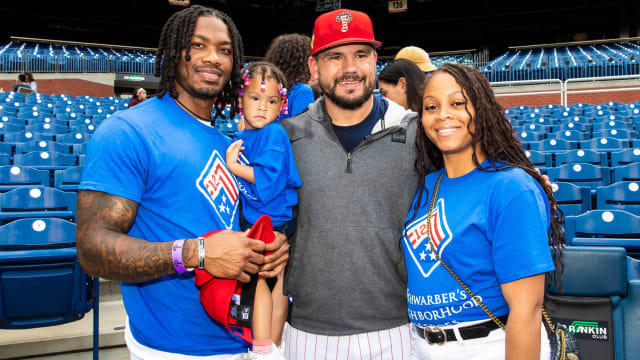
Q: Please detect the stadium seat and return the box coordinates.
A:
[596,181,640,214]
[0,217,99,358]
[546,246,628,360]
[580,137,628,151]
[613,163,640,182]
[554,149,608,167]
[15,140,73,155]
[525,150,552,167]
[53,166,84,191]
[551,182,591,216]
[546,163,612,189]
[0,186,77,223]
[592,129,635,140]
[3,131,55,144]
[0,166,50,192]
[56,133,90,145]
[611,148,640,166]
[550,130,589,141]
[13,151,76,170]
[565,210,640,256]
[528,139,576,152]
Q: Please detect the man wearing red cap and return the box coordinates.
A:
[280,8,429,359]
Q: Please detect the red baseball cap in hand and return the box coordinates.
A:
[311,8,382,56]
[194,214,275,343]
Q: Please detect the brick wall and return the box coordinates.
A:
[0,78,114,97]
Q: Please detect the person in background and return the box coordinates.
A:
[395,46,438,75]
[76,5,288,359]
[264,33,315,120]
[378,58,426,113]
[24,72,37,93]
[12,74,32,93]
[128,87,147,107]
[403,63,562,359]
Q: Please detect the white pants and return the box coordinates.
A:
[125,318,245,360]
[409,320,551,360]
[282,322,412,360]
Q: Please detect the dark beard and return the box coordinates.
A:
[320,74,374,110]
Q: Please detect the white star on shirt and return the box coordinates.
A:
[425,242,432,251]
[225,204,230,214]
[221,194,227,203]
[419,251,426,261]
[429,252,437,261]
[219,202,228,214]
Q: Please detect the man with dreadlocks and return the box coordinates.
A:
[76,5,288,359]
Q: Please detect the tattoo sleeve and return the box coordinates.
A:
[76,190,197,282]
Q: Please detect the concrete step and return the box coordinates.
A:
[0,279,126,359]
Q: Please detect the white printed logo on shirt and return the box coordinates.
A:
[196,150,239,229]
[403,198,453,278]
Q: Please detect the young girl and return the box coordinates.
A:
[402,63,564,360]
[225,61,301,360]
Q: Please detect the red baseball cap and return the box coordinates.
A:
[194,214,275,343]
[311,9,382,56]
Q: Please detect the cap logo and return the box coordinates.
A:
[335,12,353,32]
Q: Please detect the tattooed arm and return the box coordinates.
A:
[76,190,270,283]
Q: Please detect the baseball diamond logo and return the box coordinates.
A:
[196,150,239,229]
[335,12,352,32]
[403,198,453,278]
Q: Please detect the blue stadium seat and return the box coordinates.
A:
[550,130,589,141]
[0,217,99,358]
[518,131,545,141]
[56,133,90,145]
[24,123,69,135]
[15,140,72,155]
[611,148,640,166]
[0,186,77,223]
[546,246,628,360]
[3,131,55,144]
[528,139,576,152]
[554,149,608,167]
[612,162,640,182]
[13,151,76,170]
[551,182,591,216]
[580,137,628,151]
[565,210,640,256]
[53,166,84,191]
[592,129,635,140]
[525,150,552,167]
[0,166,50,192]
[596,181,640,216]
[546,163,611,189]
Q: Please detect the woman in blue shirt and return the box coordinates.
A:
[403,63,564,360]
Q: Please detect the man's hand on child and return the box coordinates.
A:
[203,230,266,283]
[259,231,289,278]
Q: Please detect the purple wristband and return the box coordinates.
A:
[172,239,189,274]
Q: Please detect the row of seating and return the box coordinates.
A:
[554,181,640,215]
[483,42,640,81]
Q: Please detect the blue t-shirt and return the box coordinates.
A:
[79,95,249,355]
[332,96,389,153]
[233,122,301,226]
[401,161,554,327]
[279,82,315,121]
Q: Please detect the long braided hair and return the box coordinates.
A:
[409,63,564,288]
[154,5,244,119]
[264,33,312,89]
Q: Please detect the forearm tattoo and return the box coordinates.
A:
[76,190,179,282]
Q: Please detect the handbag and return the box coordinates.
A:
[423,172,580,360]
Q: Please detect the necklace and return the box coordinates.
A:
[175,97,214,125]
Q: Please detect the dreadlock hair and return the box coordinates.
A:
[407,63,564,289]
[378,58,426,113]
[154,5,244,119]
[264,33,312,89]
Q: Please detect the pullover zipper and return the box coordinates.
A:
[346,152,352,173]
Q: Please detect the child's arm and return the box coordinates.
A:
[225,139,256,184]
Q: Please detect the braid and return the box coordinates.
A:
[264,34,312,88]
[154,5,244,119]
[410,63,564,289]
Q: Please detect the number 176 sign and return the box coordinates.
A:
[388,0,408,13]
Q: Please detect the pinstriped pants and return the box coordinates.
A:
[282,322,413,360]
